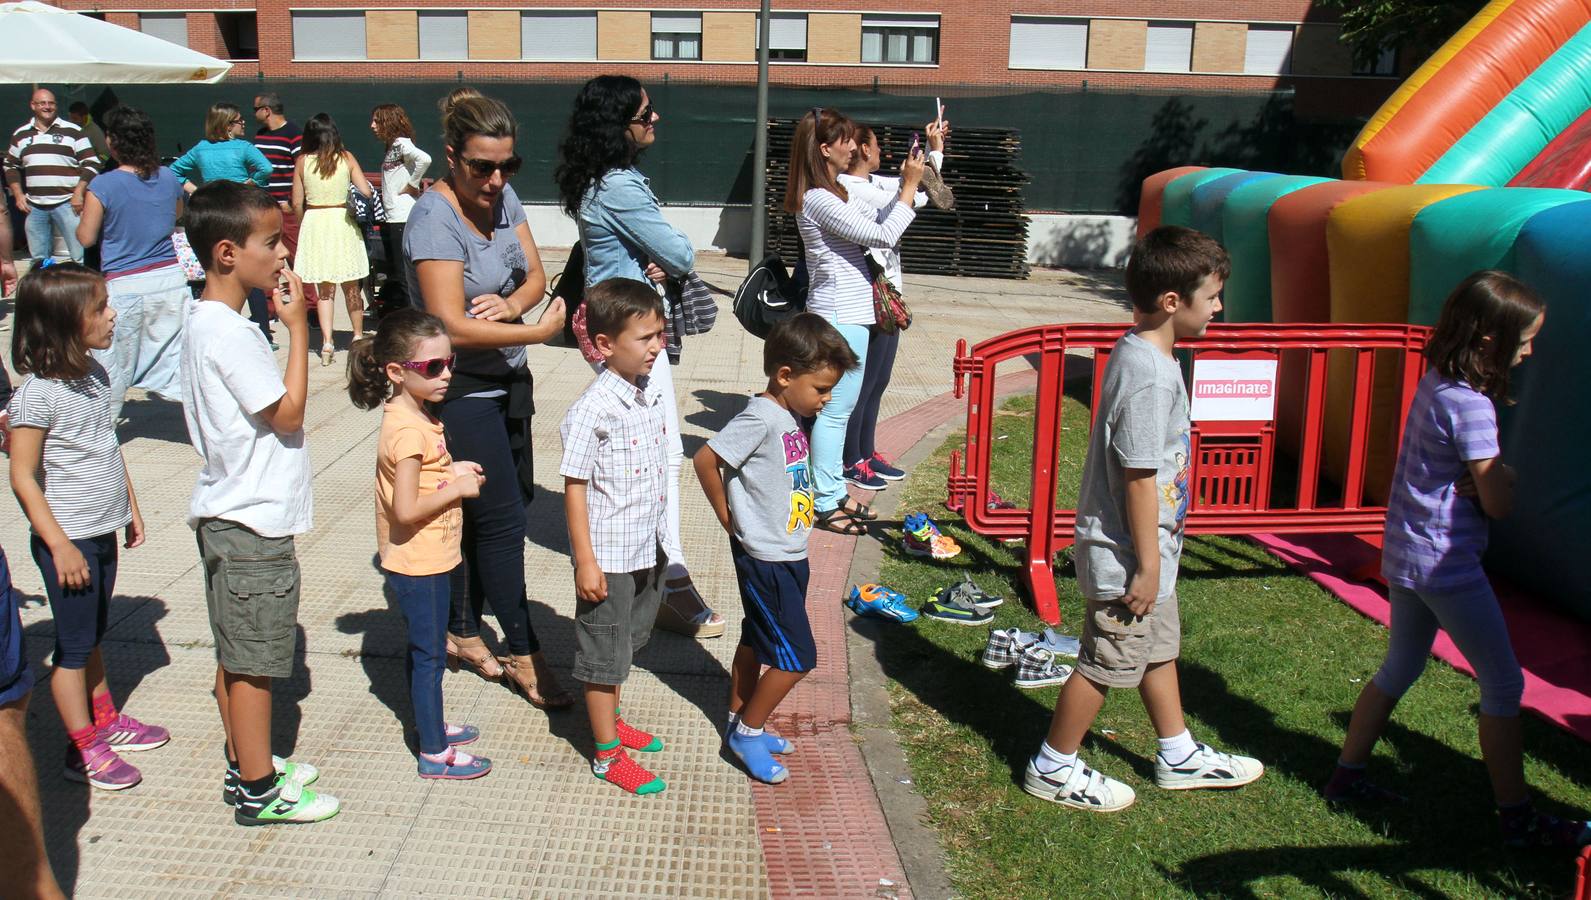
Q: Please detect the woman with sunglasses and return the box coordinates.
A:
[168,102,272,194]
[404,91,573,710]
[553,74,726,641]
[292,113,374,366]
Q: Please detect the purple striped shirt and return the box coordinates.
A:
[1382,370,1499,591]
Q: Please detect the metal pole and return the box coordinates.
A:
[749,0,772,271]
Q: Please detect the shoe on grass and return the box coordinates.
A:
[1501,810,1591,849]
[96,712,170,752]
[1155,742,1264,790]
[903,512,960,560]
[64,741,141,791]
[727,730,789,784]
[418,746,492,780]
[224,756,320,806]
[938,573,1003,609]
[1023,757,1135,812]
[843,460,888,490]
[921,592,995,626]
[845,583,919,623]
[869,453,906,481]
[1014,647,1073,689]
[980,627,1039,669]
[234,777,341,826]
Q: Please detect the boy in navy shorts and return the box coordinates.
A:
[694,313,858,783]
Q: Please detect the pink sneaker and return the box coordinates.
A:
[96,713,170,752]
[64,741,142,790]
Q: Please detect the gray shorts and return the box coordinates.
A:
[1075,592,1181,689]
[572,551,665,686]
[197,518,302,679]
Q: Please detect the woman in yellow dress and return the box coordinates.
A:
[292,112,373,365]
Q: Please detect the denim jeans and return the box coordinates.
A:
[438,394,540,657]
[844,326,900,467]
[811,321,870,513]
[24,202,83,263]
[386,567,455,754]
[91,264,189,421]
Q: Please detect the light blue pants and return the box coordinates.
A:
[811,321,870,514]
[90,265,189,421]
[24,202,83,263]
[1372,582,1525,717]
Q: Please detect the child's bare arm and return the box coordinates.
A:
[1121,468,1161,616]
[121,451,144,549]
[564,477,608,602]
[692,444,733,533]
[8,427,87,588]
[391,456,481,525]
[257,269,309,434]
[1465,456,1515,520]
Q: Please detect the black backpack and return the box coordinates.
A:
[732,254,806,339]
[548,241,585,346]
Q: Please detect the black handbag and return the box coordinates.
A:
[732,254,805,339]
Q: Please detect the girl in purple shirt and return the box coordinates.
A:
[1325,271,1586,850]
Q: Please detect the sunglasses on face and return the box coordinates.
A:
[458,155,522,179]
[230,119,244,126]
[630,104,658,125]
[397,355,455,378]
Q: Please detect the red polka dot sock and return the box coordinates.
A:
[592,740,666,796]
[92,692,118,730]
[68,723,99,752]
[615,716,663,753]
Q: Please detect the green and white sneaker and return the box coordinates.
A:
[223,756,320,805]
[1155,742,1264,791]
[234,776,340,826]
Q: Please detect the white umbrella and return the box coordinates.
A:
[0,1,230,84]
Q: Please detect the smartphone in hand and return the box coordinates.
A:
[910,132,922,157]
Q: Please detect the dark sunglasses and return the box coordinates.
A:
[396,355,455,378]
[458,155,522,179]
[630,104,658,125]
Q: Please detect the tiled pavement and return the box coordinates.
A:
[3,251,1128,899]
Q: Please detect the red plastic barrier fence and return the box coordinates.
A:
[947,323,1432,625]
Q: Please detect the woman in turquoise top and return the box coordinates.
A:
[168,102,271,192]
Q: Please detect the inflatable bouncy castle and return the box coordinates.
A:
[1139,0,1591,621]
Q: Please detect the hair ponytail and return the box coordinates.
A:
[346,308,448,410]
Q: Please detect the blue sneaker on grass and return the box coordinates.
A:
[727,729,789,784]
[845,584,919,623]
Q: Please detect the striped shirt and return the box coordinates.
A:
[1382,370,1499,591]
[559,368,669,573]
[252,122,302,204]
[4,119,99,208]
[6,364,132,540]
[797,187,914,326]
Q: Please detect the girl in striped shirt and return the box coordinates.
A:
[7,264,165,792]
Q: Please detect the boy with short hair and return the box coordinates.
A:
[181,180,337,825]
[1024,225,1263,812]
[694,313,858,783]
[560,278,674,795]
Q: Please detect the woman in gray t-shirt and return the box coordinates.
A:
[403,92,571,709]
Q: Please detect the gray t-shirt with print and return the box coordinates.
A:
[1074,332,1192,601]
[707,396,813,562]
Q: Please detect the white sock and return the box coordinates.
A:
[735,720,764,739]
[1033,741,1077,775]
[1157,729,1198,764]
[727,711,740,730]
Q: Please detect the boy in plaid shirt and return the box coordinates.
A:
[560,279,672,795]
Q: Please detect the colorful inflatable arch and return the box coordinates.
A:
[1137,0,1591,620]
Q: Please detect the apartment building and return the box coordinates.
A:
[54,2,1400,115]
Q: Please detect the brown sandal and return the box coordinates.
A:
[503,654,575,710]
[815,506,869,536]
[445,633,504,681]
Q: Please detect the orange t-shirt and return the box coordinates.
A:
[376,402,463,576]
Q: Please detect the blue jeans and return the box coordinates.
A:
[91,265,189,421]
[387,567,456,754]
[811,321,870,513]
[24,202,83,263]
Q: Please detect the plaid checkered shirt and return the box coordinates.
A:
[559,367,669,573]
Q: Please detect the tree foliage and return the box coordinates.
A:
[1319,0,1489,66]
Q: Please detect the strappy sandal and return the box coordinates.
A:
[840,496,878,521]
[657,578,726,639]
[445,633,504,681]
[815,505,869,536]
[503,654,575,711]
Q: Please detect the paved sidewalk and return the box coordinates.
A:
[3,252,1127,898]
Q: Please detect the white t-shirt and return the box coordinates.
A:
[180,300,312,537]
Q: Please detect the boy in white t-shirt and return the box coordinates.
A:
[180,181,338,826]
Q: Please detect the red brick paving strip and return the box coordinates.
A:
[752,370,1038,899]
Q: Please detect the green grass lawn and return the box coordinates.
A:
[870,388,1590,899]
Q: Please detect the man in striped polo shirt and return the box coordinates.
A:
[250,92,306,341]
[4,89,99,263]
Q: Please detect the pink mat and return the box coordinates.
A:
[1252,533,1591,743]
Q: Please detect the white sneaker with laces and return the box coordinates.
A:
[1155,741,1264,790]
[1023,756,1135,812]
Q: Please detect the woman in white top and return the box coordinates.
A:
[371,104,432,313]
[834,117,947,492]
[785,108,923,534]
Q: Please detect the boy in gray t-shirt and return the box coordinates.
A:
[694,313,857,786]
[1023,226,1265,814]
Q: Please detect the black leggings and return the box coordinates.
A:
[439,393,540,656]
[378,222,408,313]
[843,326,900,466]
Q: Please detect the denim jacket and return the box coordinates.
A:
[577,168,694,289]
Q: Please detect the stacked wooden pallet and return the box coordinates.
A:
[763,119,1031,279]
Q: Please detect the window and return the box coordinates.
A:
[1353,45,1398,76]
[418,11,468,60]
[652,13,701,61]
[217,12,258,60]
[862,14,939,65]
[522,11,597,60]
[756,12,808,61]
[291,11,366,60]
[1144,22,1193,73]
[1244,25,1293,75]
[1009,17,1087,69]
[139,13,188,48]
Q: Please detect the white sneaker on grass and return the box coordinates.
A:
[1023,756,1135,812]
[1155,742,1264,790]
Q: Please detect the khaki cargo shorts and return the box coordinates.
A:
[1075,592,1181,689]
[197,518,302,679]
[572,551,666,687]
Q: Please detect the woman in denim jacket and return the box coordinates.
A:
[554,74,725,640]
